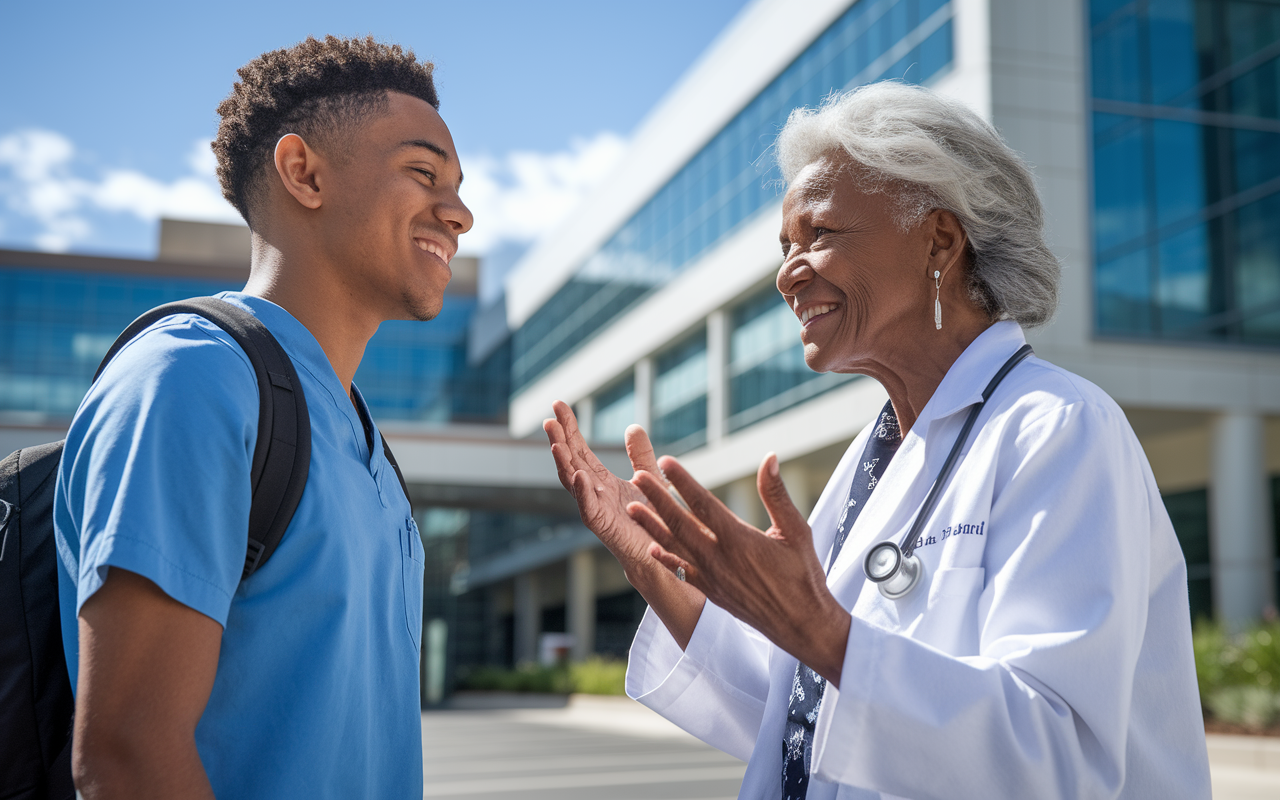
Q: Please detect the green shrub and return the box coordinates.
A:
[456,657,627,696]
[457,663,572,694]
[1193,618,1280,730]
[569,657,628,695]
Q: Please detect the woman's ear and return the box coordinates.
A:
[927,209,969,281]
[273,133,324,210]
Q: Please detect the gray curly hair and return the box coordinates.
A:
[775,81,1059,327]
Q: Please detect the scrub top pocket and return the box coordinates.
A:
[400,517,426,651]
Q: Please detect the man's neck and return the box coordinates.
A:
[243,235,379,396]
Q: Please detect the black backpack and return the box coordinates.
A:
[0,297,409,799]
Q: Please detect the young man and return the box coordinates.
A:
[53,36,471,799]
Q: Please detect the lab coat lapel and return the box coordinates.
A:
[823,322,1029,601]
[826,427,931,599]
[808,426,873,571]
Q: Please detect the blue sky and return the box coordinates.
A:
[0,0,748,270]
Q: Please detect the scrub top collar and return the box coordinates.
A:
[910,320,1029,432]
[213,291,380,466]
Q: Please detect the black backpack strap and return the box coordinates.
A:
[94,297,311,579]
[381,437,410,503]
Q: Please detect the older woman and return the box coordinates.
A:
[543,82,1209,800]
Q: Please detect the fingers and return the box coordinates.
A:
[647,541,698,585]
[630,472,717,563]
[569,469,604,521]
[624,424,660,476]
[656,456,743,536]
[756,453,812,541]
[544,420,577,494]
[552,400,615,480]
[627,502,700,585]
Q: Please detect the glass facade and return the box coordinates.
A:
[355,305,511,424]
[0,266,237,416]
[651,330,708,452]
[1162,479,1280,620]
[1091,0,1280,344]
[0,263,508,424]
[590,375,636,443]
[512,0,956,391]
[728,285,854,431]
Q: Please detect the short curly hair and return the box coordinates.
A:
[213,35,438,225]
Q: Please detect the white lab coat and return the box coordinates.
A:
[626,321,1211,800]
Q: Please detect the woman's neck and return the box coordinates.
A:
[853,311,993,436]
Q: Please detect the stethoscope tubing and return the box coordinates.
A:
[864,344,1035,596]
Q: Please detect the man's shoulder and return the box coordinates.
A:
[88,313,260,411]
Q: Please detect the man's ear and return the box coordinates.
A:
[273,133,324,210]
[926,208,969,281]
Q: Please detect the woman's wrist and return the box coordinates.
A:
[810,598,852,688]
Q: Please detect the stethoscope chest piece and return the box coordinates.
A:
[856,344,1033,603]
[864,541,924,600]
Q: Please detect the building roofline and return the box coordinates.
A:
[0,248,249,282]
[503,0,855,328]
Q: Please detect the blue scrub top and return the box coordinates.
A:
[54,292,425,799]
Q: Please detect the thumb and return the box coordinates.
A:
[757,453,810,541]
[624,424,660,476]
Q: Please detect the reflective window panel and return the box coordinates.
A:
[0,265,509,424]
[0,266,235,416]
[513,0,956,390]
[728,285,853,432]
[1163,488,1213,621]
[1090,0,1280,345]
[651,329,708,452]
[592,374,636,444]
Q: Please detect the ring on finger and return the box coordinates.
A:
[676,566,686,582]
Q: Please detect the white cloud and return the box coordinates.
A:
[0,127,627,257]
[0,130,240,252]
[457,131,626,255]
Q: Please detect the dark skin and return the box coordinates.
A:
[546,151,991,686]
[74,91,472,799]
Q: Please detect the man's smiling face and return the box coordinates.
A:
[320,91,473,322]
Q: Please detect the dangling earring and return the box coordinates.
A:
[934,270,942,330]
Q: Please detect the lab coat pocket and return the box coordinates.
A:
[914,566,985,655]
[400,517,426,651]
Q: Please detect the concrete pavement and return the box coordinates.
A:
[421,694,745,799]
[422,694,1280,798]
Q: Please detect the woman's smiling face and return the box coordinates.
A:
[776,153,937,375]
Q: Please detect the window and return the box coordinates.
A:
[592,375,636,444]
[651,330,708,452]
[1163,488,1213,621]
[727,285,854,431]
[1090,0,1280,345]
[513,0,956,389]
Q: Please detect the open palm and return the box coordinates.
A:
[543,400,663,568]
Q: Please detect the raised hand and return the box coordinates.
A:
[543,400,707,648]
[543,400,665,568]
[627,452,852,686]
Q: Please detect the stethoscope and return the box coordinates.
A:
[863,344,1034,600]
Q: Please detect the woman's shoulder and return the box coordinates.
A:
[986,356,1145,460]
[998,355,1127,424]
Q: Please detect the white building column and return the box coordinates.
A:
[1210,411,1277,626]
[575,395,595,442]
[634,357,654,430]
[567,548,596,661]
[779,460,814,520]
[706,310,729,445]
[513,571,540,665]
[723,474,765,529]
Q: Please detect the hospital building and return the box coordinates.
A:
[495,0,1280,653]
[2,0,1278,698]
